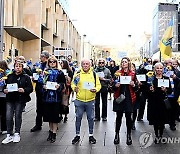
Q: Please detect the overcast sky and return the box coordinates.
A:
[69,0,178,47]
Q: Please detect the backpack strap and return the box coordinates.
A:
[93,71,96,87]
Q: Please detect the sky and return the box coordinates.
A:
[69,0,179,47]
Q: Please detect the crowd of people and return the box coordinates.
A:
[0,51,180,146]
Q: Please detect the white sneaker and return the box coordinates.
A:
[13,133,20,143]
[2,131,7,134]
[2,134,13,144]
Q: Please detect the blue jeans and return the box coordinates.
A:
[74,100,95,134]
[6,102,24,134]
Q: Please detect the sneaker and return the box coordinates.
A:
[2,134,13,144]
[72,136,80,144]
[89,136,96,144]
[2,131,7,135]
[13,133,20,143]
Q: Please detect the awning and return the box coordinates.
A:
[41,38,51,47]
[4,26,39,41]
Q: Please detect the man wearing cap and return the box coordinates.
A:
[31,50,50,132]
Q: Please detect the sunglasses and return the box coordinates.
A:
[49,61,56,64]
[99,62,105,64]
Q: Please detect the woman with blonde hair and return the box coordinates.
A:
[42,56,66,143]
[147,62,172,143]
[112,57,137,145]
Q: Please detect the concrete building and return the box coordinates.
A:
[152,2,179,57]
[1,0,81,63]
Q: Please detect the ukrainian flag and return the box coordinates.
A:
[159,18,173,60]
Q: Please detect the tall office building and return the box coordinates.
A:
[58,0,69,14]
[152,3,178,55]
[1,0,81,63]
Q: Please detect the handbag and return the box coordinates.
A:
[164,97,171,110]
[116,94,126,104]
[62,94,69,106]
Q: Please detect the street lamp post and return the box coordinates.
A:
[0,0,4,60]
[82,34,86,58]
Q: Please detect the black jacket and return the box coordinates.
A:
[5,72,33,103]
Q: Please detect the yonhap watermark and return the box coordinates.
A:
[139,132,154,148]
[139,132,180,148]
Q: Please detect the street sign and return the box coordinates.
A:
[117,51,127,59]
[54,48,73,56]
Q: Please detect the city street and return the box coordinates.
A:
[0,92,179,154]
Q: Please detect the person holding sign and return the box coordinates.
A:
[31,50,50,132]
[42,56,66,143]
[112,57,137,145]
[147,62,172,144]
[71,59,101,144]
[2,62,33,144]
[94,58,112,121]
[59,60,73,123]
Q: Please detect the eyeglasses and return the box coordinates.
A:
[99,62,105,64]
[49,61,56,64]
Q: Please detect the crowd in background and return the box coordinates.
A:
[0,51,180,145]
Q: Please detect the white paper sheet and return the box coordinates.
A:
[33,73,39,80]
[62,69,68,76]
[97,72,105,78]
[82,81,94,90]
[136,74,146,81]
[7,83,18,92]
[145,65,153,70]
[165,71,174,78]
[46,81,58,90]
[158,79,169,88]
[120,76,131,84]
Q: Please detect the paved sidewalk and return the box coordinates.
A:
[0,92,179,154]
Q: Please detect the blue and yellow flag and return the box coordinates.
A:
[159,18,173,60]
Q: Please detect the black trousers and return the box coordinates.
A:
[0,97,7,131]
[35,93,43,127]
[168,98,178,127]
[115,111,132,134]
[154,124,164,137]
[95,91,108,119]
[137,93,147,119]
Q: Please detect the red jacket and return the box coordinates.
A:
[114,69,136,104]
